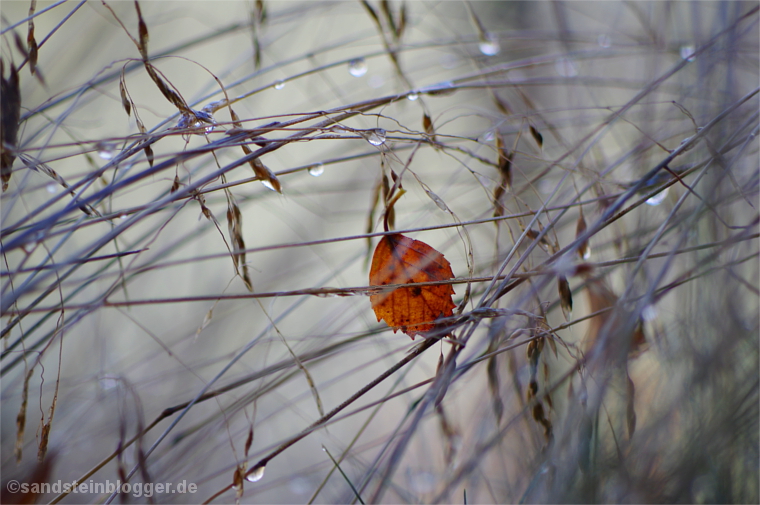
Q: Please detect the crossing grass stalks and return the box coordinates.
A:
[1,1,758,503]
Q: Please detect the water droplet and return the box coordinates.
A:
[583,246,591,260]
[479,130,495,143]
[646,188,668,206]
[680,45,696,62]
[479,33,500,56]
[348,58,367,77]
[308,163,324,177]
[597,34,612,48]
[555,57,578,77]
[367,74,384,89]
[642,305,658,321]
[260,180,278,192]
[99,375,120,391]
[192,120,216,134]
[46,183,57,194]
[366,128,386,146]
[679,136,696,151]
[97,143,116,160]
[406,91,419,101]
[246,465,265,483]
[314,291,339,298]
[274,80,285,90]
[425,81,456,96]
[178,110,216,134]
[330,125,350,135]
[119,214,128,220]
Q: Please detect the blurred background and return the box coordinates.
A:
[2,1,758,503]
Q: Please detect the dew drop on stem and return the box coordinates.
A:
[680,45,696,62]
[479,33,500,56]
[246,465,265,482]
[646,188,668,206]
[314,291,338,298]
[260,180,278,192]
[308,163,324,177]
[97,143,116,160]
[479,130,495,143]
[348,58,367,77]
[406,91,419,101]
[366,128,386,146]
[273,80,285,90]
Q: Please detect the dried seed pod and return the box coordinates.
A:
[558,275,572,320]
[119,76,131,117]
[496,133,512,190]
[487,354,503,423]
[529,125,543,148]
[627,373,636,439]
[170,175,180,193]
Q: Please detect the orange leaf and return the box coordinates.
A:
[369,234,456,339]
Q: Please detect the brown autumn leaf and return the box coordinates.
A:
[369,234,456,339]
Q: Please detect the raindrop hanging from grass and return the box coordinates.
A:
[308,163,324,177]
[479,33,500,56]
[348,58,367,77]
[366,128,386,146]
[246,465,266,483]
